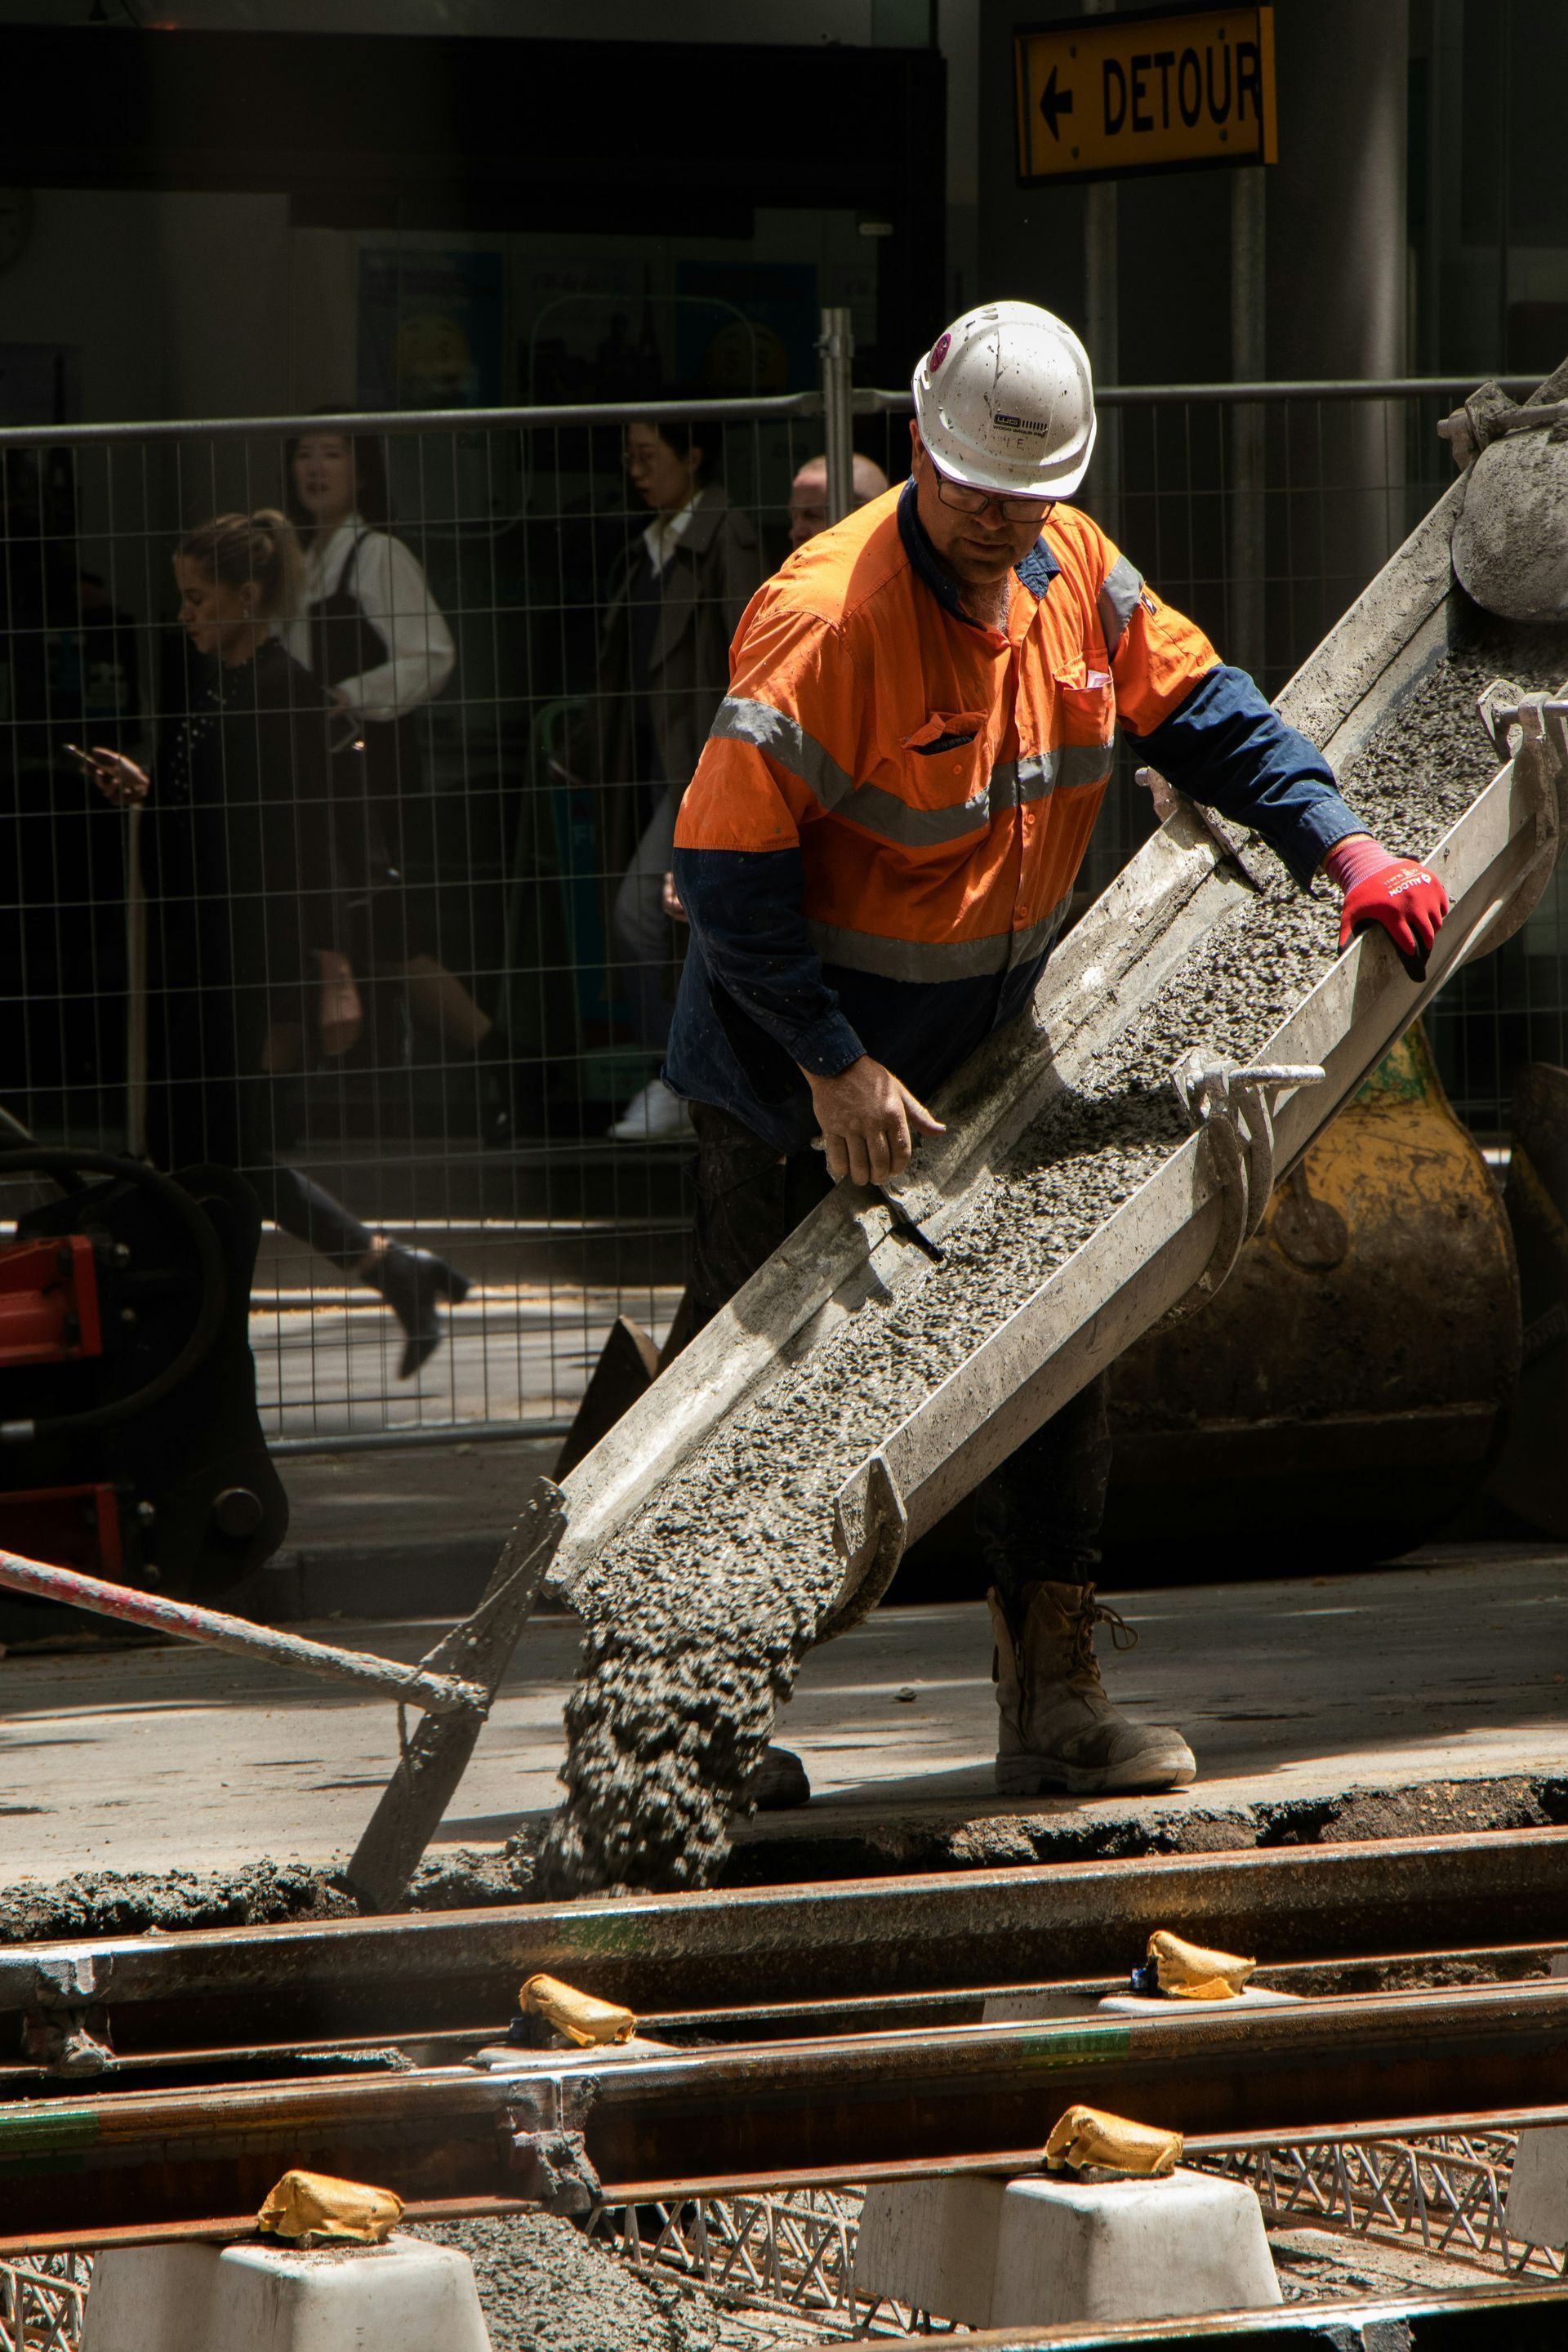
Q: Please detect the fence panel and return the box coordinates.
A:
[0,372,1556,1446]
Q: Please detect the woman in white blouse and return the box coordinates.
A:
[285,425,525,1143]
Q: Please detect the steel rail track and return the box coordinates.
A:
[4,1937,1564,2103]
[7,1984,1568,2240]
[7,2108,1568,2260]
[3,1829,1564,2064]
[6,2100,1568,2260]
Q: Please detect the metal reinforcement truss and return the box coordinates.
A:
[1196,2130,1568,2281]
[585,2129,1568,2342]
[0,2256,90,2352]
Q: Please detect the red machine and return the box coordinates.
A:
[0,1234,126,1575]
[0,1147,286,1606]
[0,1236,105,1368]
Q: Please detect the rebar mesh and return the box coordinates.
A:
[0,2256,90,2352]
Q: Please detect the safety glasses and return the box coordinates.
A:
[933,469,1057,526]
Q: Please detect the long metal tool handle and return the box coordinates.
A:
[124,798,149,1160]
[0,1549,485,1717]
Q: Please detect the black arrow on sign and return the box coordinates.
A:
[1038,63,1074,140]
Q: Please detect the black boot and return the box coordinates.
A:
[364,1242,470,1379]
[420,1251,471,1307]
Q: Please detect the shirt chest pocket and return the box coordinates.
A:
[1054,670,1116,751]
[899,709,991,816]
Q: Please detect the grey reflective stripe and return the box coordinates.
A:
[845,745,1111,847]
[1098,555,1145,655]
[710,695,857,813]
[808,897,1070,984]
[1005,744,1113,804]
[835,778,992,848]
[715,695,1110,847]
[1061,742,1114,791]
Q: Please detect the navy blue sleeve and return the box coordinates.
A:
[1126,665,1365,892]
[673,843,866,1076]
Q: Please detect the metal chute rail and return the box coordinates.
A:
[829,683,1568,1601]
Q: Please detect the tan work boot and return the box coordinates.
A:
[988,1580,1196,1796]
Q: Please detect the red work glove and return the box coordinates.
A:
[1330,843,1450,983]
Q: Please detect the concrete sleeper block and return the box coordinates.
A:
[1098,1986,1304,2016]
[1507,2126,1568,2252]
[853,2166,1279,2332]
[989,2169,1281,2332]
[80,2234,492,2352]
[853,2175,1005,2328]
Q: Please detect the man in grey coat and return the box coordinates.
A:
[595,416,764,1140]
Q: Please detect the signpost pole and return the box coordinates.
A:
[1082,0,1120,541]
[1229,163,1267,682]
[819,306,855,527]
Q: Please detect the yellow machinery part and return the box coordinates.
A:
[1102,1023,1521,1569]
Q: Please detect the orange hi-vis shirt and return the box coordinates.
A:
[668,479,1356,1151]
[675,483,1213,983]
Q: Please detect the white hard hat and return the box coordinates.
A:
[911,301,1097,499]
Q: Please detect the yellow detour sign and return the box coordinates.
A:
[1015,6,1276,185]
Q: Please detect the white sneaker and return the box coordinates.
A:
[608,1076,691,1141]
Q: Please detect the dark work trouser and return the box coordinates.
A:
[688,1102,1111,1623]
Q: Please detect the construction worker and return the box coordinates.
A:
[666,301,1449,1801]
[787,450,891,548]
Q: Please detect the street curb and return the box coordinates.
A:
[225,1539,574,1624]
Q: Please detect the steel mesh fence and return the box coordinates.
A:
[0,369,1554,1444]
[1,394,827,1446]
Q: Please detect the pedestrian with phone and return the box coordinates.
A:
[75,509,468,1378]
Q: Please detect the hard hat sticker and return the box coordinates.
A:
[929,332,951,372]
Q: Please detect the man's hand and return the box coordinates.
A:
[662,870,688,923]
[316,949,363,1058]
[1338,857,1450,982]
[806,1055,945,1185]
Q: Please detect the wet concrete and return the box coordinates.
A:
[408,2213,719,2352]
